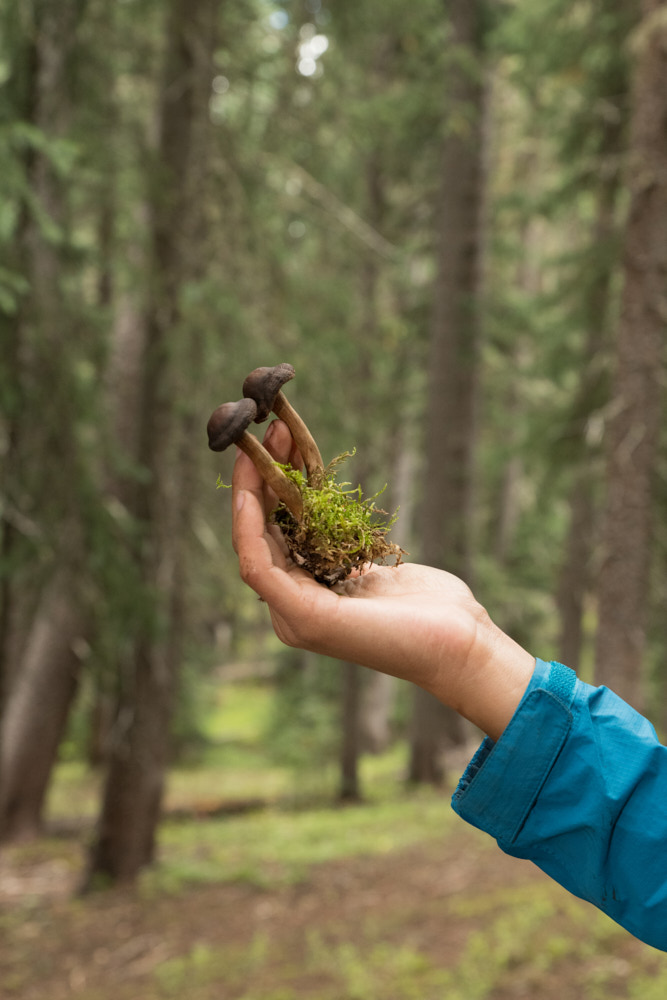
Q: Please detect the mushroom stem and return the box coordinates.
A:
[241,365,325,488]
[273,393,324,488]
[238,432,304,522]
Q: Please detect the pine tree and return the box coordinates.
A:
[594,0,667,710]
[409,0,489,783]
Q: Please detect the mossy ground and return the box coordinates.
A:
[271,454,404,585]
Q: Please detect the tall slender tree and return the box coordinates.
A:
[554,3,634,672]
[594,0,667,710]
[0,0,90,841]
[87,0,220,884]
[409,0,488,782]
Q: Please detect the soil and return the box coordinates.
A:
[0,825,662,1000]
[272,504,402,586]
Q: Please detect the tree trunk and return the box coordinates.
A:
[86,0,219,885]
[0,7,43,713]
[339,662,363,802]
[336,146,389,802]
[0,573,85,840]
[359,671,396,754]
[421,0,486,583]
[407,687,454,787]
[0,0,88,834]
[409,0,487,780]
[594,0,667,710]
[557,91,627,673]
[495,454,524,566]
[557,473,596,673]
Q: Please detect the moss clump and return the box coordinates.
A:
[270,453,404,586]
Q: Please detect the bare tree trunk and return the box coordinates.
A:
[594,0,667,710]
[354,417,415,759]
[1,8,42,718]
[359,671,396,754]
[86,0,219,885]
[0,573,85,840]
[339,662,363,801]
[336,146,389,802]
[421,1,486,583]
[0,0,89,836]
[409,0,488,780]
[557,474,597,673]
[557,113,627,672]
[407,687,449,786]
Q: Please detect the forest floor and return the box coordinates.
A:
[1,802,666,1000]
[1,682,666,1000]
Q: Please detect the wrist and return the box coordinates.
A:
[452,605,535,741]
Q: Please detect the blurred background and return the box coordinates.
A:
[1,0,667,996]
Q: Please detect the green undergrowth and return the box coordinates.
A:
[143,787,456,895]
[148,878,665,1000]
[47,680,417,827]
[302,886,626,1000]
[166,681,413,809]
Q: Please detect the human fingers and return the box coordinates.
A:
[231,429,306,601]
[258,419,297,512]
[232,441,264,497]
[261,417,303,470]
[262,418,292,461]
[231,419,296,550]
[231,446,289,576]
[289,440,304,472]
[232,452,266,556]
[230,419,293,515]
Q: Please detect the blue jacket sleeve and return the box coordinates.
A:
[451,658,667,952]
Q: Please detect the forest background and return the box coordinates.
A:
[1,0,667,996]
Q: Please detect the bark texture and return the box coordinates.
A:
[594,1,667,709]
[359,671,396,754]
[422,0,486,584]
[339,661,363,801]
[337,150,388,802]
[87,0,219,884]
[409,0,487,780]
[557,98,627,672]
[0,573,85,840]
[0,0,87,839]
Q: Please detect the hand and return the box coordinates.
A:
[232,420,535,739]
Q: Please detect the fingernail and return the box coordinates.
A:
[236,490,245,512]
[265,420,276,442]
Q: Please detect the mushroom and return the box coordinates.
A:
[207,398,303,521]
[242,363,324,487]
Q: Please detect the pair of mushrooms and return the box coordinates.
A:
[207,363,323,522]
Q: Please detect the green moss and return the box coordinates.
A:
[271,452,404,585]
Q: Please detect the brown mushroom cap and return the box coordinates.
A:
[242,363,295,422]
[207,398,258,451]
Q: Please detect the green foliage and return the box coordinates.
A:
[144,866,659,1000]
[305,932,450,1000]
[264,648,342,779]
[155,938,270,998]
[629,967,667,1000]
